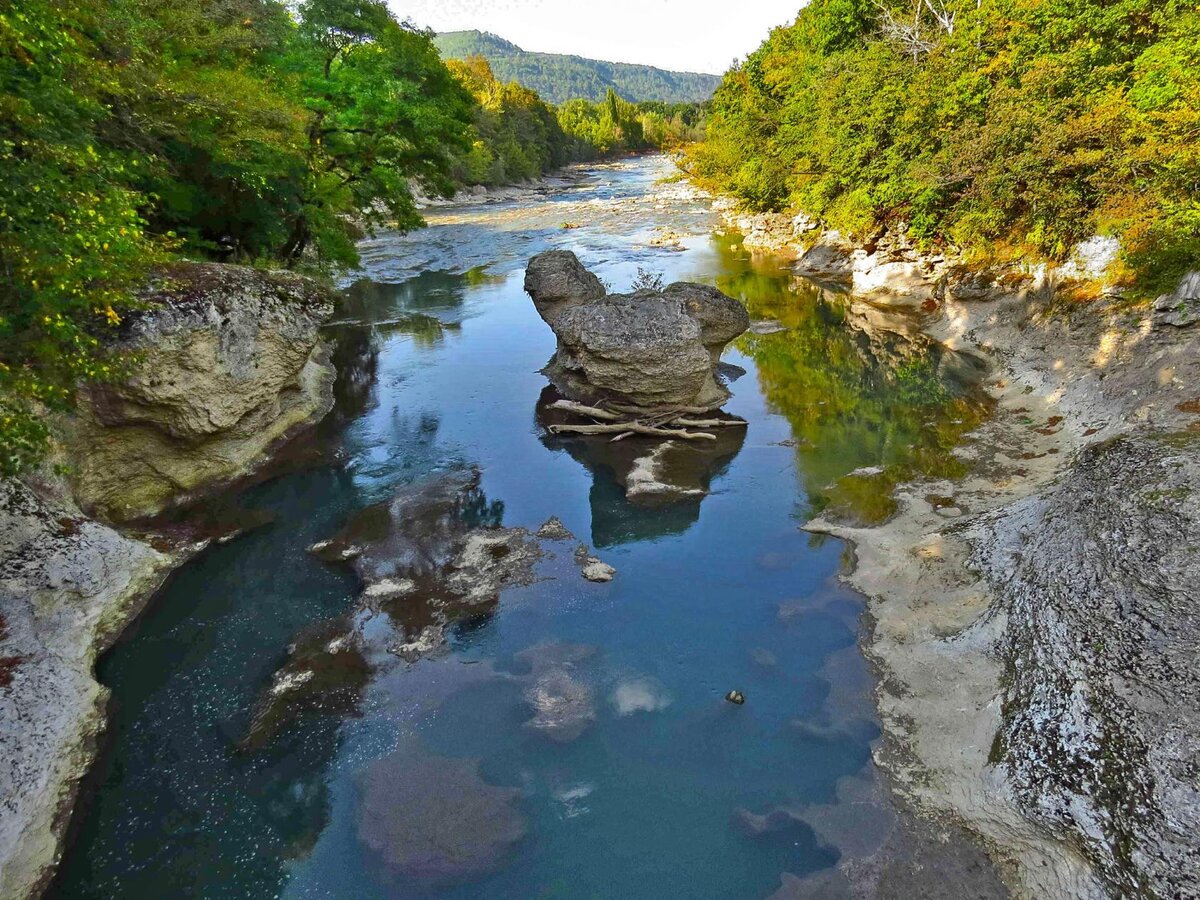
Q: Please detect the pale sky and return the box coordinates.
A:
[391,0,803,74]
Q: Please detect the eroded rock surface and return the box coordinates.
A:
[0,479,185,899]
[970,434,1200,898]
[66,262,337,522]
[524,250,748,408]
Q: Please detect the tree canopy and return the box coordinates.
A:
[0,0,706,475]
[689,0,1200,291]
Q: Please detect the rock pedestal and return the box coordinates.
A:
[524,251,749,408]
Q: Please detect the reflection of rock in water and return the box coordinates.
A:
[536,386,745,547]
[841,297,988,392]
[356,747,526,889]
[241,469,541,750]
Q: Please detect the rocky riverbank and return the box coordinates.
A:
[725,205,1200,896]
[64,263,338,523]
[0,262,339,898]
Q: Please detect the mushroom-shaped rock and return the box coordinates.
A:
[524,251,749,409]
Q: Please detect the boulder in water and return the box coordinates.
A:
[524,250,749,409]
[356,749,526,887]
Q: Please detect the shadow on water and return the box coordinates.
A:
[53,158,1000,900]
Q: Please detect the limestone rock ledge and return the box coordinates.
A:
[0,261,341,898]
[66,262,337,522]
[0,479,189,899]
[970,434,1200,898]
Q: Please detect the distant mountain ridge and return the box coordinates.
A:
[433,31,720,105]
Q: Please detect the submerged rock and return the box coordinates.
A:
[524,250,749,408]
[524,668,596,742]
[311,468,540,619]
[65,263,337,522]
[244,470,541,751]
[356,749,526,888]
[611,677,672,715]
[240,617,370,752]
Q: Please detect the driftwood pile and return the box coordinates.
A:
[545,399,748,443]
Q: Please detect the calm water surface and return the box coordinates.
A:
[55,157,988,899]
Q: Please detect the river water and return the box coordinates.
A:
[54,156,991,898]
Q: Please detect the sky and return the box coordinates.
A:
[390,0,803,75]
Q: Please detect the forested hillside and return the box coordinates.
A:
[434,30,720,104]
[0,0,695,474]
[690,0,1200,291]
[447,61,705,187]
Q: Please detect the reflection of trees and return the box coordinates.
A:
[340,267,501,327]
[325,325,378,426]
[714,243,992,524]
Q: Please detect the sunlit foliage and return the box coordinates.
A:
[0,0,470,473]
[690,0,1200,290]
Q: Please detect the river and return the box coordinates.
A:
[53,156,993,898]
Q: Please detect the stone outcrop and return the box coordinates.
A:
[1153,270,1200,327]
[0,479,189,900]
[806,267,1200,898]
[66,263,337,522]
[1,261,345,899]
[523,250,749,408]
[970,434,1200,898]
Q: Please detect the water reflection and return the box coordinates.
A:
[55,157,998,900]
[535,386,745,547]
[714,236,992,524]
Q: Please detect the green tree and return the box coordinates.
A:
[0,0,158,474]
[280,0,472,265]
[691,0,1200,289]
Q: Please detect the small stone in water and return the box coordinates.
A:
[725,690,745,705]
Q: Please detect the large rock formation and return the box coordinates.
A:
[66,263,337,522]
[523,250,749,408]
[970,434,1200,897]
[0,261,345,899]
[0,479,186,900]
